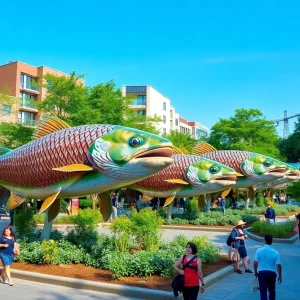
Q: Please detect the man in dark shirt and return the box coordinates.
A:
[265,204,275,224]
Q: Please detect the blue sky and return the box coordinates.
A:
[1,0,300,135]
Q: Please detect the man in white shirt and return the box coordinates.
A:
[254,234,282,300]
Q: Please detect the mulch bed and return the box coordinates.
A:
[7,256,232,291]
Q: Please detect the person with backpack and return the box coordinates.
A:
[228,220,253,274]
[174,242,205,299]
[265,203,276,224]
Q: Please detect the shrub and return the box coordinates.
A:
[41,240,59,265]
[130,208,162,251]
[241,214,260,223]
[251,220,296,238]
[72,208,102,234]
[111,215,133,252]
[14,207,36,236]
[255,193,265,207]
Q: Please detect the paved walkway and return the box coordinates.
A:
[0,219,299,299]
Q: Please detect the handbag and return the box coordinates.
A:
[14,242,20,257]
[228,247,240,262]
[252,277,259,293]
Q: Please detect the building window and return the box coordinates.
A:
[132,95,146,105]
[2,105,11,115]
[163,128,166,134]
[20,73,39,91]
[163,115,166,124]
[163,102,166,111]
[18,111,36,125]
[196,128,208,139]
[175,118,179,126]
[126,86,146,94]
[19,92,36,109]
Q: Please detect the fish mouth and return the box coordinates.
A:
[267,167,286,174]
[132,147,173,160]
[211,175,237,185]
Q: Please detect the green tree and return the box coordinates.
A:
[208,109,281,158]
[287,181,300,201]
[37,72,87,120]
[278,117,300,162]
[0,123,33,148]
[163,130,197,154]
[0,87,17,116]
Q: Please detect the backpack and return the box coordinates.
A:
[226,228,237,246]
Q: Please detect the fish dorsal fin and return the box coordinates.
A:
[142,194,153,204]
[192,142,217,155]
[33,117,71,140]
[5,193,26,210]
[163,195,176,207]
[165,179,189,185]
[0,147,12,155]
[221,188,231,198]
[48,199,61,222]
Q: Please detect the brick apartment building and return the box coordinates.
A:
[0,61,72,125]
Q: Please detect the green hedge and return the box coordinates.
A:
[251,221,297,238]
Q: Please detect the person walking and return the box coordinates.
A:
[110,192,118,221]
[254,234,282,300]
[135,194,142,213]
[264,203,276,224]
[220,197,226,215]
[0,225,18,286]
[230,220,253,274]
[174,242,205,300]
[296,212,300,239]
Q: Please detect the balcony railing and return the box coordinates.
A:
[20,81,39,92]
[131,99,146,105]
[19,99,36,109]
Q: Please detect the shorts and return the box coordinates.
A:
[237,246,247,258]
[0,253,14,266]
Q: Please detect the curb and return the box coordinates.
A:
[7,260,246,299]
[244,227,298,244]
[160,225,231,232]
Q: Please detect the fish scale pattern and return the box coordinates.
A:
[133,154,202,191]
[0,125,114,187]
[202,150,253,173]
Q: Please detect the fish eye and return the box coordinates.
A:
[263,160,272,167]
[209,166,219,174]
[129,137,141,147]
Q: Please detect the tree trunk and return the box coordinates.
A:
[41,211,52,240]
[167,200,174,219]
[91,194,98,211]
[205,194,212,212]
[245,198,250,209]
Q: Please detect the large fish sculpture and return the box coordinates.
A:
[0,117,174,221]
[128,154,237,207]
[192,143,288,200]
[255,165,300,191]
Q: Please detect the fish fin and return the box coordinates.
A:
[0,147,12,155]
[33,117,71,140]
[248,186,255,201]
[53,164,93,172]
[163,195,176,207]
[221,189,231,198]
[39,190,61,214]
[192,142,217,155]
[236,172,244,177]
[99,192,113,222]
[47,199,61,222]
[198,195,205,210]
[173,147,184,154]
[141,194,153,204]
[5,193,26,210]
[165,179,189,185]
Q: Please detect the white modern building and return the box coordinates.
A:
[122,85,209,139]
